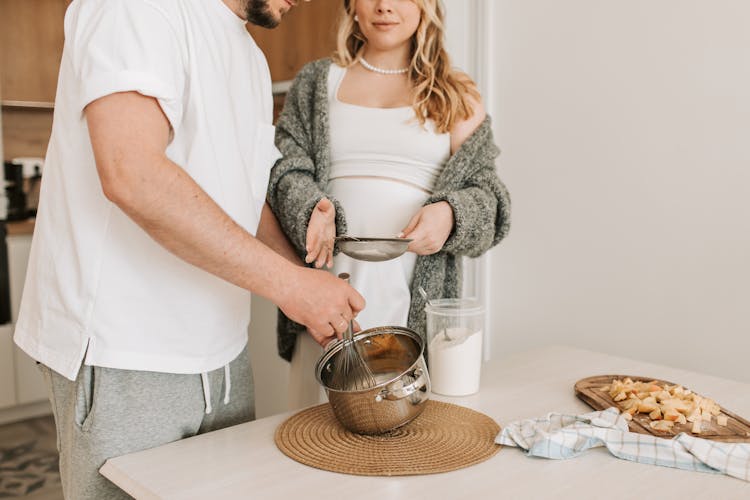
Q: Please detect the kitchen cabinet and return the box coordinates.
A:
[0,228,49,423]
[0,106,54,160]
[7,232,46,405]
[247,0,340,83]
[0,324,15,409]
[0,0,67,104]
[0,0,68,161]
[247,0,340,121]
[0,0,337,160]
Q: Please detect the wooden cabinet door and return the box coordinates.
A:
[7,233,46,405]
[247,0,341,83]
[0,0,67,103]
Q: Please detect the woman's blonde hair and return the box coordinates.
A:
[333,0,480,134]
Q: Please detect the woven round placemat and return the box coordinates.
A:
[274,400,501,476]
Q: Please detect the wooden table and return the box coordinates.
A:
[100,345,750,499]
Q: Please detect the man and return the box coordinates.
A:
[13,0,363,498]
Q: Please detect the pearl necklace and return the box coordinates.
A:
[359,57,408,75]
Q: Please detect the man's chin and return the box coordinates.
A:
[246,0,281,28]
[248,16,279,29]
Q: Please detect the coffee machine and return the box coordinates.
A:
[3,157,43,221]
[3,161,26,221]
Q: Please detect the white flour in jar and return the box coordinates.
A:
[428,327,483,396]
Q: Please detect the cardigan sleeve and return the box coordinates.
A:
[266,61,347,255]
[425,118,511,258]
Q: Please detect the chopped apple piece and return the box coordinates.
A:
[638,403,657,414]
[622,398,639,410]
[605,377,727,435]
[686,411,701,423]
[661,399,689,413]
[650,420,674,432]
[663,409,681,422]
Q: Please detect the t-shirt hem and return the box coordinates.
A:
[14,329,249,380]
[14,331,88,382]
[83,335,248,375]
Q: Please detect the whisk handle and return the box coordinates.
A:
[337,273,354,342]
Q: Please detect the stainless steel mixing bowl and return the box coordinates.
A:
[316,326,431,435]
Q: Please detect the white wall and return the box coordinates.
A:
[489,1,750,382]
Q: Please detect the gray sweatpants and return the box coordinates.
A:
[39,345,254,500]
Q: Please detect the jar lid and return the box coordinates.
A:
[424,298,484,315]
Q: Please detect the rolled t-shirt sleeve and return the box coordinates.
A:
[75,0,186,130]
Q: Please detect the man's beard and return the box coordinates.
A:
[246,0,279,28]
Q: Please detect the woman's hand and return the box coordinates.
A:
[400,201,455,255]
[305,197,336,268]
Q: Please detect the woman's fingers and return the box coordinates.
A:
[306,197,336,268]
[316,197,333,215]
[314,243,330,268]
[325,242,334,269]
[400,212,421,239]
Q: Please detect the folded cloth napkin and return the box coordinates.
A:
[496,407,750,482]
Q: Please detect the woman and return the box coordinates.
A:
[268,0,511,408]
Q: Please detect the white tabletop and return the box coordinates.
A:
[100,345,750,499]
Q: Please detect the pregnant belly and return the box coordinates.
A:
[327,177,429,237]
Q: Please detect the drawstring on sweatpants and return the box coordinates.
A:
[223,364,231,405]
[200,372,212,414]
[200,364,232,415]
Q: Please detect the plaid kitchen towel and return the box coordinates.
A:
[496,407,750,482]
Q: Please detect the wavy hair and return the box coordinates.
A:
[334,0,480,134]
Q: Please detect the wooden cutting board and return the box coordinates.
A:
[575,375,750,442]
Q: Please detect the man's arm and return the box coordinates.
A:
[86,91,362,341]
[257,202,302,265]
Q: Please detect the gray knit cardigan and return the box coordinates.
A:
[267,58,511,362]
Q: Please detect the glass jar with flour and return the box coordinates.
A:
[425,298,484,396]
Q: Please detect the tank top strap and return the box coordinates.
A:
[327,63,347,104]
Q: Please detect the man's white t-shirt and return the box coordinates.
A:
[14,0,281,381]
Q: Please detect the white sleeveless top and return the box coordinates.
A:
[327,63,450,330]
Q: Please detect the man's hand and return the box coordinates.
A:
[400,201,455,255]
[308,318,362,348]
[278,267,365,342]
[305,197,336,269]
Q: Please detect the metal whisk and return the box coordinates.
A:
[329,273,377,391]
